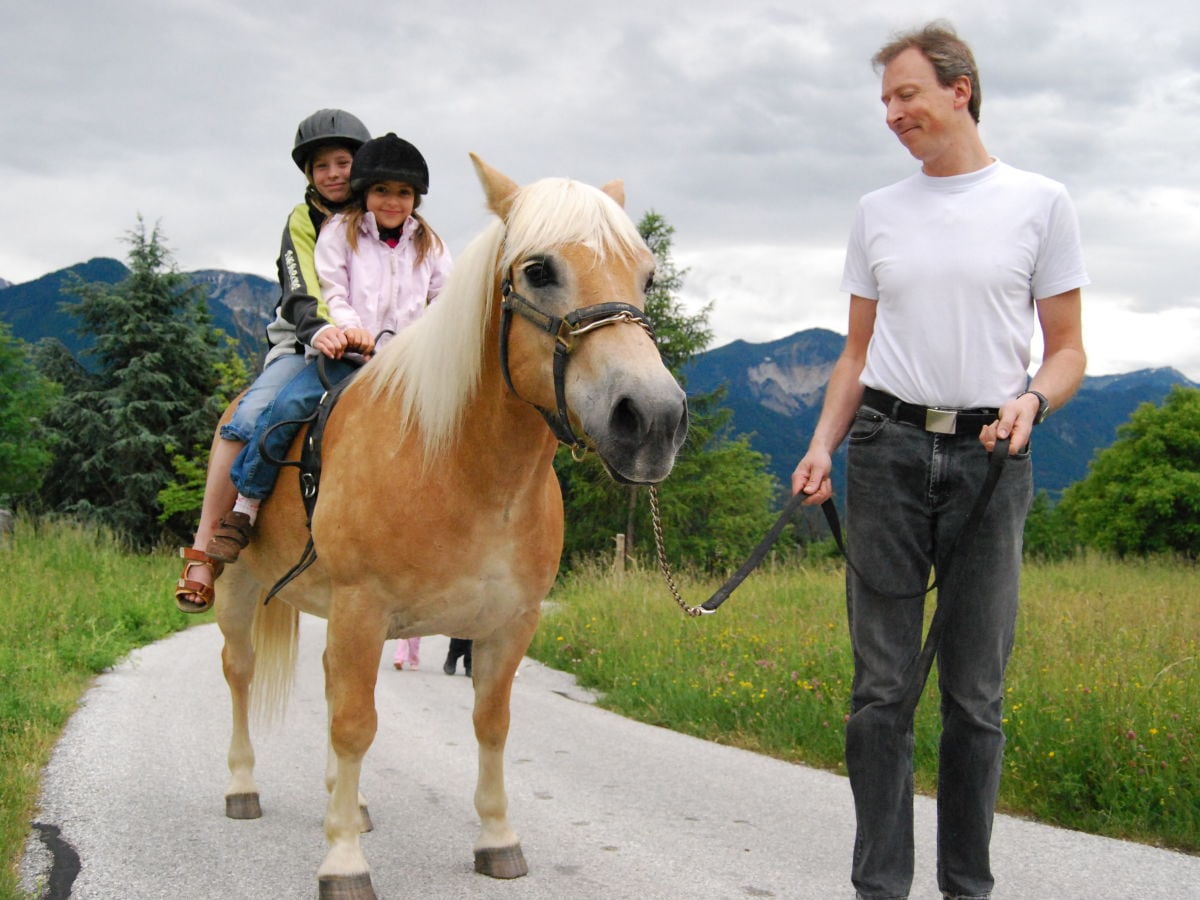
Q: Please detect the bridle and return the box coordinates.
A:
[498,274,655,452]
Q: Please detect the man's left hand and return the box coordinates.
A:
[979,392,1042,454]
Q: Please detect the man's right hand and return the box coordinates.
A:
[791,448,834,506]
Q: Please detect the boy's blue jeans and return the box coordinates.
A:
[842,407,1032,900]
[230,357,358,501]
[220,353,308,444]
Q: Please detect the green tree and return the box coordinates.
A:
[157,334,250,527]
[0,323,60,504]
[555,211,780,571]
[1057,385,1200,558]
[1022,490,1078,561]
[34,218,231,548]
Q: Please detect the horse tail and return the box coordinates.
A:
[249,596,300,727]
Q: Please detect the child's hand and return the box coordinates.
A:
[313,328,348,359]
[342,328,376,357]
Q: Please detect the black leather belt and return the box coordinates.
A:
[861,387,999,436]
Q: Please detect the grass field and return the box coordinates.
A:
[0,517,190,899]
[526,554,1198,853]
[1,518,1195,897]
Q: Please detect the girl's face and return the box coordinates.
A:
[309,146,355,204]
[366,181,416,230]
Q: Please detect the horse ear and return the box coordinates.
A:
[470,153,521,219]
[599,179,626,208]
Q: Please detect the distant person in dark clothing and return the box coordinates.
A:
[443,638,472,676]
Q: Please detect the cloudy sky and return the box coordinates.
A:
[6,0,1198,380]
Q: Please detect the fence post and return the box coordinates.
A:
[613,533,626,583]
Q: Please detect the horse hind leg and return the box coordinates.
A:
[215,567,264,819]
[217,570,299,820]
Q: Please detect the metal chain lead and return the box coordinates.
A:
[648,485,707,617]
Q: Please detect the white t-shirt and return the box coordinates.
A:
[840,160,1089,409]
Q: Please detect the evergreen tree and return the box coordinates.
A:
[34,218,230,547]
[0,323,60,504]
[1056,385,1200,558]
[555,211,780,572]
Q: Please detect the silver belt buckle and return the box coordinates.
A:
[925,407,958,434]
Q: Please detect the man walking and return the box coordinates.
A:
[791,22,1088,900]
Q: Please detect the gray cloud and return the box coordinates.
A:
[4,0,1197,379]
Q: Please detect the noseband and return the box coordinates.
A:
[498,275,655,450]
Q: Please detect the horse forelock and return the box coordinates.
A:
[357,175,644,467]
[499,176,645,271]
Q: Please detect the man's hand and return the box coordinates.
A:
[979,392,1042,454]
[791,447,834,505]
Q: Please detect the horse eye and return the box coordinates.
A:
[644,273,656,293]
[522,259,556,289]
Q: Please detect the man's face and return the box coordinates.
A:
[880,47,967,166]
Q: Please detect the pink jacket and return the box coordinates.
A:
[313,211,452,351]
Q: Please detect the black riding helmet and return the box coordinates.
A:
[349,133,430,195]
[291,109,371,171]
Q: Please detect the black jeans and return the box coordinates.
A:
[843,408,1032,900]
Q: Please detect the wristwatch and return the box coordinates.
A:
[1019,390,1050,425]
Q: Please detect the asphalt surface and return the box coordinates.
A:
[20,617,1199,899]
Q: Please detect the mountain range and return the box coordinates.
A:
[4,258,1196,499]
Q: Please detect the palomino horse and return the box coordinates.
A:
[214,155,688,899]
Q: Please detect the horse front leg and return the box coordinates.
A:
[323,648,374,833]
[215,569,262,819]
[317,614,385,900]
[470,618,537,879]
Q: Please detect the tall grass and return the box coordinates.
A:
[528,554,1198,853]
[0,517,191,898]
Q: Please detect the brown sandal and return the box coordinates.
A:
[206,511,254,563]
[175,547,224,613]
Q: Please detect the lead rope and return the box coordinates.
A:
[649,484,806,617]
[648,485,706,617]
[648,436,1009,623]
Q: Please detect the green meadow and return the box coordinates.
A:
[527,555,1198,852]
[1,518,1195,897]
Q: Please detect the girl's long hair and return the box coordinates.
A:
[339,189,444,264]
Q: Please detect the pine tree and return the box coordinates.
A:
[35,218,230,547]
[555,211,780,572]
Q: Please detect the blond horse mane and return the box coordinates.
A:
[357,175,646,466]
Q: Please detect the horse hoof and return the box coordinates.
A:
[359,804,374,833]
[225,792,262,819]
[474,844,528,879]
[318,872,376,900]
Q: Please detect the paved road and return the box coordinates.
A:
[21,617,1199,899]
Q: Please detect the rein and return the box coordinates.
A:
[499,277,654,451]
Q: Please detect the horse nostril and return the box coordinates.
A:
[674,403,689,446]
[608,396,645,441]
